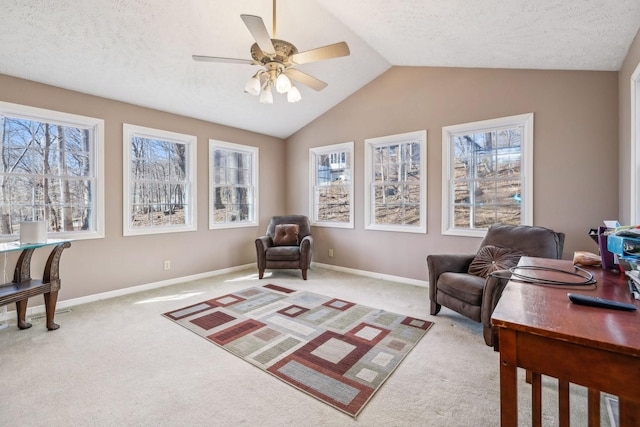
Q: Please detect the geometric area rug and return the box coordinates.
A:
[162,284,433,418]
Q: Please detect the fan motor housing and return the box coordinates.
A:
[251,39,298,65]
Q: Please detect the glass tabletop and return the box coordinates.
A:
[0,239,71,254]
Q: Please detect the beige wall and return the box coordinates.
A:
[0,74,285,301]
[619,30,640,224]
[287,67,619,281]
[0,60,624,297]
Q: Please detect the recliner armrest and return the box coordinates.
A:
[255,236,273,271]
[299,235,313,268]
[427,253,476,300]
[255,235,273,249]
[300,235,313,248]
[481,269,512,347]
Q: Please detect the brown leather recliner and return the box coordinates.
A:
[427,224,565,347]
[255,215,313,280]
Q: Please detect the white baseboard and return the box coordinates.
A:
[0,263,255,321]
[0,262,427,323]
[312,262,428,288]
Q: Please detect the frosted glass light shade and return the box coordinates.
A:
[287,86,302,103]
[245,76,261,96]
[259,86,273,104]
[275,73,292,94]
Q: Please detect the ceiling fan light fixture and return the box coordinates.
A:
[244,73,262,96]
[275,72,292,94]
[259,85,273,104]
[287,85,302,103]
[193,0,350,105]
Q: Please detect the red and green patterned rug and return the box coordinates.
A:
[163,284,432,418]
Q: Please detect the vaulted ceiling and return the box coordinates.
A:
[1,1,639,138]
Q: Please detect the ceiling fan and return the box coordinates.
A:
[192,0,350,104]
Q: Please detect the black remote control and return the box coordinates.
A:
[567,293,637,311]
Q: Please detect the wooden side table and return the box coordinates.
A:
[0,240,71,330]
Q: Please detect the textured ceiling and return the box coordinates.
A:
[317,0,640,70]
[0,1,639,138]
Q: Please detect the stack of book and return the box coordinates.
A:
[626,270,640,300]
[606,226,640,272]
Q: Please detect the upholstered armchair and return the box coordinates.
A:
[427,224,565,347]
[255,215,313,280]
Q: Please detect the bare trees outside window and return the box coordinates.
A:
[123,124,196,236]
[310,142,354,228]
[209,140,257,229]
[442,114,533,237]
[0,102,103,240]
[365,131,427,233]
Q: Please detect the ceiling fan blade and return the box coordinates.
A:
[192,55,254,65]
[290,42,350,65]
[285,68,328,91]
[240,14,275,55]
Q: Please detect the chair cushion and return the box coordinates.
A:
[468,245,523,278]
[266,246,300,261]
[273,224,299,246]
[437,272,486,306]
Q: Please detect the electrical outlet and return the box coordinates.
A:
[163,260,171,270]
[328,249,334,257]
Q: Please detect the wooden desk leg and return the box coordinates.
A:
[619,397,640,426]
[531,372,542,427]
[587,389,600,427]
[558,380,570,427]
[15,299,32,329]
[499,328,518,426]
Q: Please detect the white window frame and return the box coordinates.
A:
[309,142,354,229]
[123,124,197,236]
[208,139,258,229]
[630,62,640,224]
[0,101,104,241]
[364,130,427,234]
[441,113,534,237]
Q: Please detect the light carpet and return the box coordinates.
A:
[163,284,432,418]
[0,266,617,426]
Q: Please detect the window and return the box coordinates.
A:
[631,62,640,224]
[123,124,196,236]
[209,140,258,229]
[442,113,533,237]
[309,142,354,228]
[364,130,427,233]
[0,101,104,241]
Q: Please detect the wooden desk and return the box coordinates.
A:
[0,240,71,330]
[491,257,640,426]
